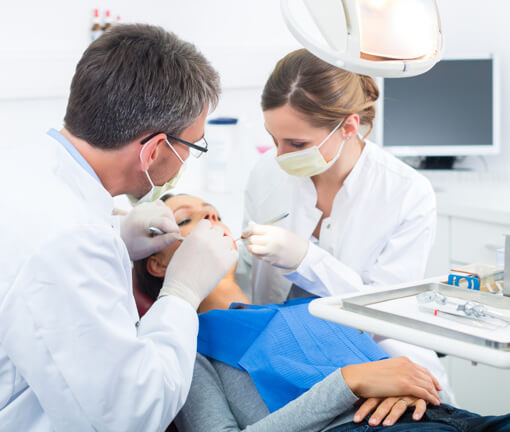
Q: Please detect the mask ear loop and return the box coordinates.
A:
[166,139,185,164]
[140,138,157,189]
[317,117,346,149]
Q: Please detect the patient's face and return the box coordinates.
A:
[147,195,235,277]
[169,195,233,240]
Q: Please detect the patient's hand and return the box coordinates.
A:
[341,357,441,406]
[353,396,427,427]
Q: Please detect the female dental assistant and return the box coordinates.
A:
[237,49,455,403]
[239,48,436,305]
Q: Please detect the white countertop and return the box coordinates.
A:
[420,171,510,225]
[435,187,510,225]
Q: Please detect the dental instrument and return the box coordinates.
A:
[425,307,500,330]
[236,212,290,242]
[261,212,290,226]
[148,226,185,242]
[417,290,510,326]
[457,301,510,324]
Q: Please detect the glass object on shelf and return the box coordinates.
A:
[205,117,239,193]
[91,9,103,42]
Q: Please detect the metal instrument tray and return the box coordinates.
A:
[309,282,510,367]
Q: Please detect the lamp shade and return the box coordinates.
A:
[281,0,443,78]
[359,0,440,60]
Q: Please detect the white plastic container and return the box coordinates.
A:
[204,117,239,193]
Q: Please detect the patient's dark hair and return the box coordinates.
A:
[133,193,174,301]
[133,258,163,301]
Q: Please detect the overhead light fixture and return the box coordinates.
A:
[281,0,444,78]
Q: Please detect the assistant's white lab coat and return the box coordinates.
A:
[0,134,198,431]
[238,141,437,304]
[237,142,456,403]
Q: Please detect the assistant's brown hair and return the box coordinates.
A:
[261,49,379,137]
[64,24,220,150]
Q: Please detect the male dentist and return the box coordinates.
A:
[0,24,237,431]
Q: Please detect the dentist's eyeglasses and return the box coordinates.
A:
[140,132,208,159]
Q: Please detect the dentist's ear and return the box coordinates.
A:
[146,254,168,278]
[139,133,167,171]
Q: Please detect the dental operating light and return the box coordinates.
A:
[281,0,444,78]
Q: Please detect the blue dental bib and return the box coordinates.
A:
[198,298,388,412]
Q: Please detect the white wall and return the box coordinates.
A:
[3,1,510,174]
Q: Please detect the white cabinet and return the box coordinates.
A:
[451,218,509,265]
[426,202,510,277]
[440,356,510,415]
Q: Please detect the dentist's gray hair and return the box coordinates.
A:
[64,24,220,149]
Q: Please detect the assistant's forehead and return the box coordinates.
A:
[264,103,319,138]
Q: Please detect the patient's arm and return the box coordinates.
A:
[176,355,442,432]
[198,266,251,313]
[175,354,358,432]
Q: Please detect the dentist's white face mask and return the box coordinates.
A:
[275,119,346,177]
[129,139,187,205]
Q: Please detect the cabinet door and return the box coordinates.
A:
[451,219,510,265]
[425,215,450,278]
[442,356,510,415]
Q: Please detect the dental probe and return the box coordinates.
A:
[148,226,185,242]
[236,212,290,242]
[261,212,290,226]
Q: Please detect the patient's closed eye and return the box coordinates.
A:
[177,218,191,226]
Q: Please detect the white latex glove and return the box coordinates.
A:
[120,201,180,261]
[160,219,239,310]
[242,222,309,270]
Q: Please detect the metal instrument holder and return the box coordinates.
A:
[309,282,510,368]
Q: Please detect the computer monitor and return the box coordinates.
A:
[376,56,499,158]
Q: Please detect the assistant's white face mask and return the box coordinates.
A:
[128,139,187,205]
[275,119,346,177]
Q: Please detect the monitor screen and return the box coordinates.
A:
[381,58,496,156]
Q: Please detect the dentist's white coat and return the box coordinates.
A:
[0,133,198,431]
[237,142,456,403]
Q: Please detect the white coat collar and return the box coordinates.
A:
[342,140,371,196]
[48,131,114,225]
[288,176,322,240]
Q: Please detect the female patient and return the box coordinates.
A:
[133,194,510,432]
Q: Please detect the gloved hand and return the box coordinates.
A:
[160,219,239,310]
[242,222,309,270]
[120,201,181,261]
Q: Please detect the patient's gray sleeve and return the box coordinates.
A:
[175,354,359,432]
